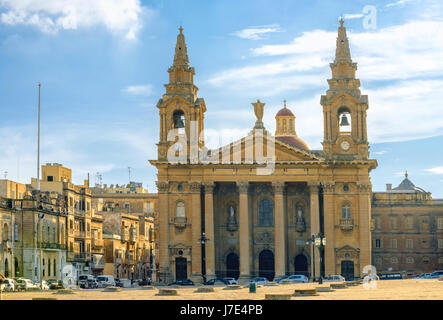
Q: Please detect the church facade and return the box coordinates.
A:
[150,21,378,284]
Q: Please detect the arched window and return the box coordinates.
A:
[342,202,352,219]
[391,256,398,264]
[176,201,185,218]
[259,199,273,226]
[173,110,186,129]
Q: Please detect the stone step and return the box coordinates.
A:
[293,288,318,297]
[330,283,347,289]
[316,286,334,292]
[103,286,121,292]
[195,287,215,293]
[223,285,242,290]
[156,289,179,296]
[265,294,292,300]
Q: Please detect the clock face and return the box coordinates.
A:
[340,141,350,151]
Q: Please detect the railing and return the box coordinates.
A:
[174,217,187,229]
[39,242,66,250]
[74,230,85,238]
[67,251,91,261]
[340,218,354,231]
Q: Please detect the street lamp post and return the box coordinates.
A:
[311,233,316,282]
[38,213,45,289]
[198,232,209,283]
[315,232,326,284]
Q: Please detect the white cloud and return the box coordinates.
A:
[231,24,283,40]
[343,13,364,19]
[122,85,154,96]
[206,20,443,143]
[426,167,443,174]
[386,0,414,7]
[0,0,150,39]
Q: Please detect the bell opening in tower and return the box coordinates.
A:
[338,107,351,135]
[173,110,186,134]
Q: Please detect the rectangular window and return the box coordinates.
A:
[406,217,413,230]
[14,224,18,242]
[375,239,381,248]
[438,239,443,249]
[438,218,443,230]
[390,218,397,230]
[391,239,397,249]
[406,239,413,249]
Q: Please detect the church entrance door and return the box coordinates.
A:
[294,254,308,276]
[175,257,187,281]
[226,253,239,279]
[341,260,354,280]
[258,250,275,281]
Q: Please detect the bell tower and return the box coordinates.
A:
[321,20,369,159]
[156,27,206,162]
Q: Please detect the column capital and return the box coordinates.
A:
[357,181,372,193]
[272,181,285,194]
[202,181,215,193]
[189,181,202,193]
[156,181,169,193]
[321,181,336,193]
[307,181,320,192]
[236,181,249,194]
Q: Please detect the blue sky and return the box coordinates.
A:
[1,0,443,196]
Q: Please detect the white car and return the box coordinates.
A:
[248,277,267,285]
[96,275,116,288]
[323,275,346,282]
[2,279,17,292]
[15,278,39,290]
[287,275,309,283]
[223,277,239,285]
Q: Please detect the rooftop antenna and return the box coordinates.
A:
[128,167,132,183]
[4,171,7,179]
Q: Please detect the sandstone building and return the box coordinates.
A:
[372,173,443,276]
[150,21,378,284]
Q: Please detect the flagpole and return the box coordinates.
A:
[37,83,41,191]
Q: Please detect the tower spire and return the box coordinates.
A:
[335,18,352,63]
[173,26,190,67]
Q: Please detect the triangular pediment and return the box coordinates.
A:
[207,131,323,164]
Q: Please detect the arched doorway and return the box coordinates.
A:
[294,254,308,276]
[226,253,239,279]
[175,257,187,281]
[258,250,275,281]
[341,260,354,280]
[4,258,9,278]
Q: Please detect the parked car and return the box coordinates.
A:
[203,279,228,286]
[15,278,39,291]
[323,275,346,283]
[415,273,432,279]
[115,278,123,287]
[167,279,195,286]
[281,275,309,283]
[223,277,239,285]
[2,279,17,292]
[138,278,152,286]
[378,273,403,280]
[248,277,268,285]
[430,270,443,278]
[96,275,116,288]
[83,279,99,289]
[47,279,64,290]
[274,275,289,283]
[78,274,95,288]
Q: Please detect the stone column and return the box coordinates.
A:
[155,181,170,284]
[358,182,372,276]
[272,181,286,278]
[308,181,321,279]
[323,182,336,277]
[203,182,216,280]
[237,181,250,283]
[190,182,203,284]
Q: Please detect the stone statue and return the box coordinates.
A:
[252,100,265,129]
[227,205,238,232]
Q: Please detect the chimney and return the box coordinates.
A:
[386,184,392,191]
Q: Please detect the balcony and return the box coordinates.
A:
[340,218,354,231]
[67,251,91,262]
[74,230,85,238]
[174,217,187,229]
[39,242,66,250]
[92,238,104,249]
